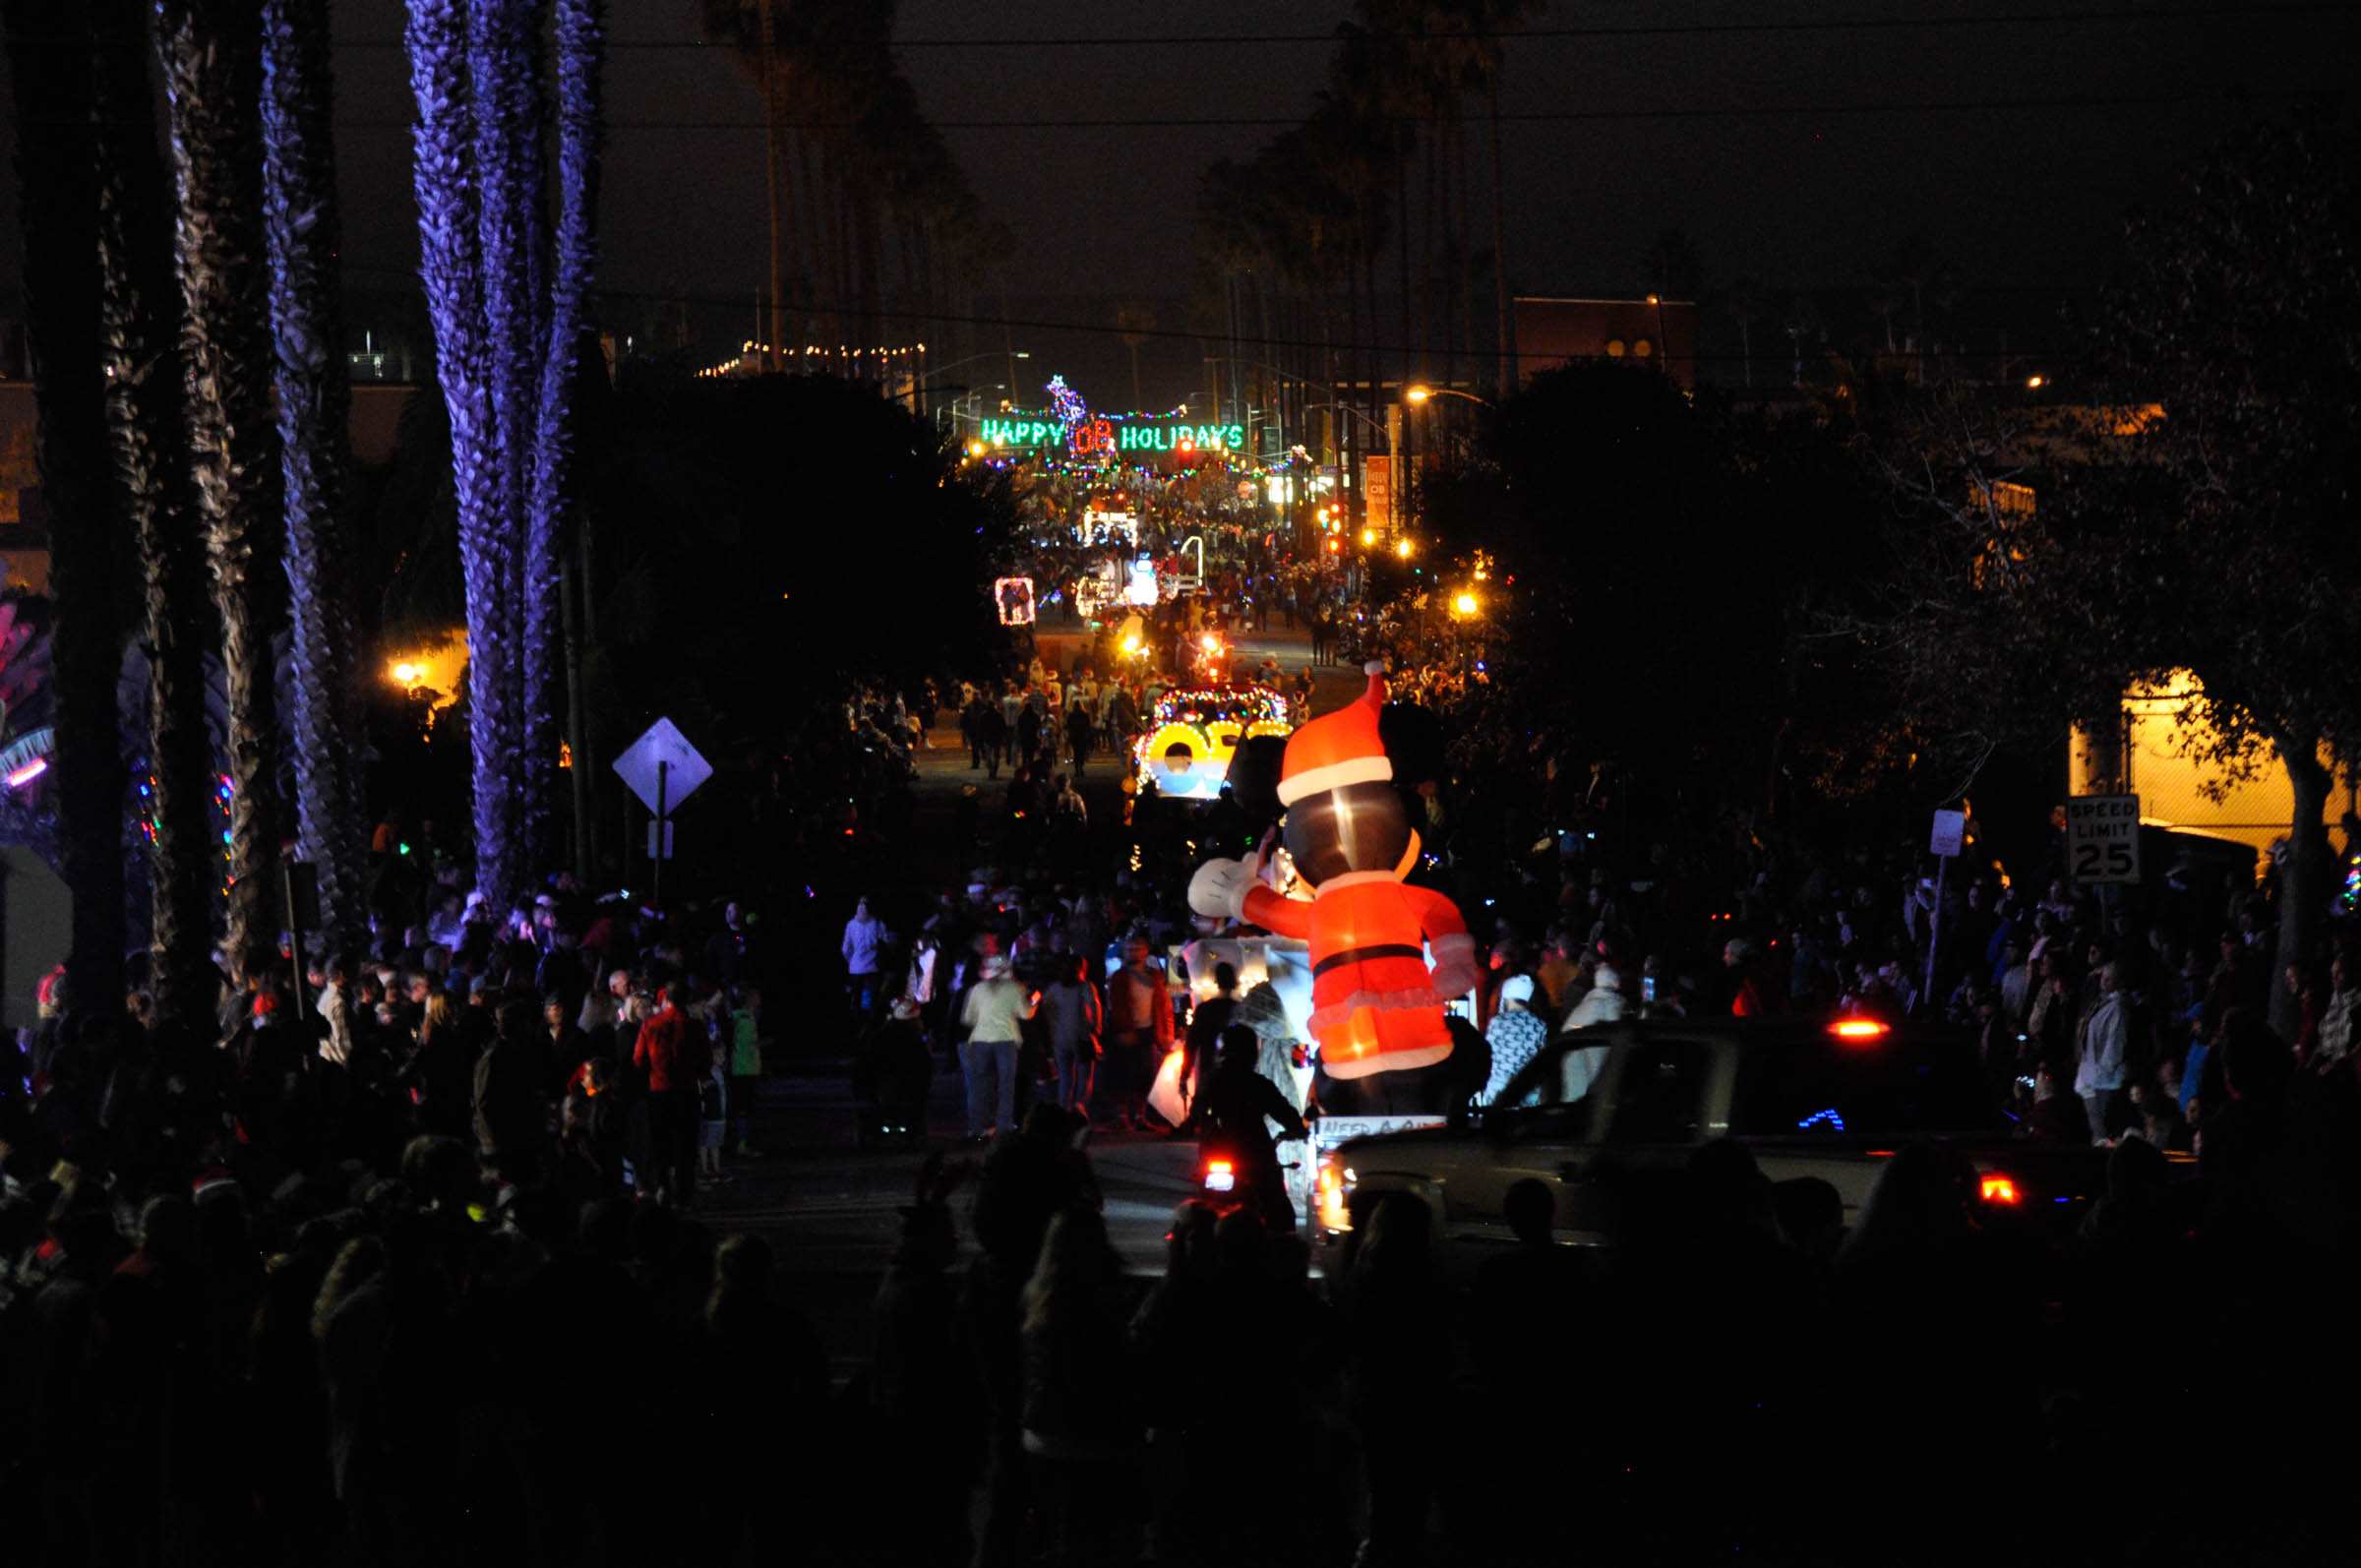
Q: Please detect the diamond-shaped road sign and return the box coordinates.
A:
[612,717,712,817]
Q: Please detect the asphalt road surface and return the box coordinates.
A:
[700,1055,1206,1374]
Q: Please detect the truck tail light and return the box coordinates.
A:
[1979,1174,2022,1206]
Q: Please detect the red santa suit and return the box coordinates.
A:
[1199,663,1477,1079]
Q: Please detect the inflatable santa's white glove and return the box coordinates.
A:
[1427,933,1481,999]
[1187,857,1259,923]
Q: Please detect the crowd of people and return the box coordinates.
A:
[14,465,2361,1566]
[0,868,798,1565]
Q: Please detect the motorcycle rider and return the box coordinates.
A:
[1197,1023,1308,1230]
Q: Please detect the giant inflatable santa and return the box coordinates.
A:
[1188,661,1477,1077]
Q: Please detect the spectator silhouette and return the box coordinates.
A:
[1342,1193,1450,1567]
[1021,1205,1141,1567]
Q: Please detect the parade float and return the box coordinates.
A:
[1135,683,1292,804]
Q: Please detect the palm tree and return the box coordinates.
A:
[1114,303,1156,411]
[261,0,367,963]
[1,2,131,1017]
[407,0,521,914]
[156,0,284,975]
[91,0,215,1019]
[1643,226,1704,302]
[530,0,604,881]
[1722,275,1763,390]
[471,0,547,874]
[1782,292,1826,387]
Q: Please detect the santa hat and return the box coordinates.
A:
[1276,661,1391,809]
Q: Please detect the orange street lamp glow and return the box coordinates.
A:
[1404,384,1433,404]
[1452,591,1479,617]
[1359,527,1375,546]
[1395,538,1413,559]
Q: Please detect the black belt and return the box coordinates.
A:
[1313,942,1425,979]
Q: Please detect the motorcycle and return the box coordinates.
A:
[1196,1132,1305,1231]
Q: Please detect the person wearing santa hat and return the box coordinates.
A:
[1188,662,1478,1080]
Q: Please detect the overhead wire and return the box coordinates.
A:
[339,263,2100,366]
[18,85,2298,133]
[18,3,2326,49]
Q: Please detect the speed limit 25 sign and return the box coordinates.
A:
[2066,794,2142,884]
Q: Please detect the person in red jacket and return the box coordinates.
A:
[633,988,696,1204]
[1190,662,1477,1081]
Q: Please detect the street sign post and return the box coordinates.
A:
[614,718,711,911]
[1923,809,1968,1003]
[1928,809,1967,859]
[2066,794,2142,884]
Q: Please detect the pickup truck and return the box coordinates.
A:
[1311,1016,2113,1258]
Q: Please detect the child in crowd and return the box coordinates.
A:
[730,985,764,1156]
[697,1040,730,1182]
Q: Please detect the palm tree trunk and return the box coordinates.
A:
[156,0,284,978]
[1487,80,1513,397]
[407,0,520,918]
[261,0,367,966]
[90,0,212,1021]
[3,1,130,1019]
[471,0,547,882]
[526,0,603,894]
[757,0,783,370]
[799,130,828,345]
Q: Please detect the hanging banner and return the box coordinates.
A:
[1362,455,1393,530]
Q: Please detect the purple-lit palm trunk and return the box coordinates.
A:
[471,0,543,874]
[407,0,603,912]
[262,0,367,960]
[407,0,519,913]
[527,0,603,873]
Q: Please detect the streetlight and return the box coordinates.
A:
[1451,590,1480,618]
[917,351,1027,418]
[1394,538,1413,559]
[1403,383,1493,408]
[1298,398,1401,553]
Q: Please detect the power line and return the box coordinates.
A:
[30,4,2319,50]
[341,264,2092,366]
[42,86,2279,134]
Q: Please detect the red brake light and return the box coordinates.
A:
[1979,1175,2021,1206]
[1830,1019,1889,1043]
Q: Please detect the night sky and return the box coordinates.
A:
[2,1,2351,405]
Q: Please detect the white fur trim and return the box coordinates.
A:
[1276,754,1394,806]
[1362,659,1386,676]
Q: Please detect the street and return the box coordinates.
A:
[705,616,1355,1370]
[704,1056,1209,1374]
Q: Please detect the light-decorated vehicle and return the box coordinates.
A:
[1135,683,1293,803]
[1311,1016,2116,1260]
